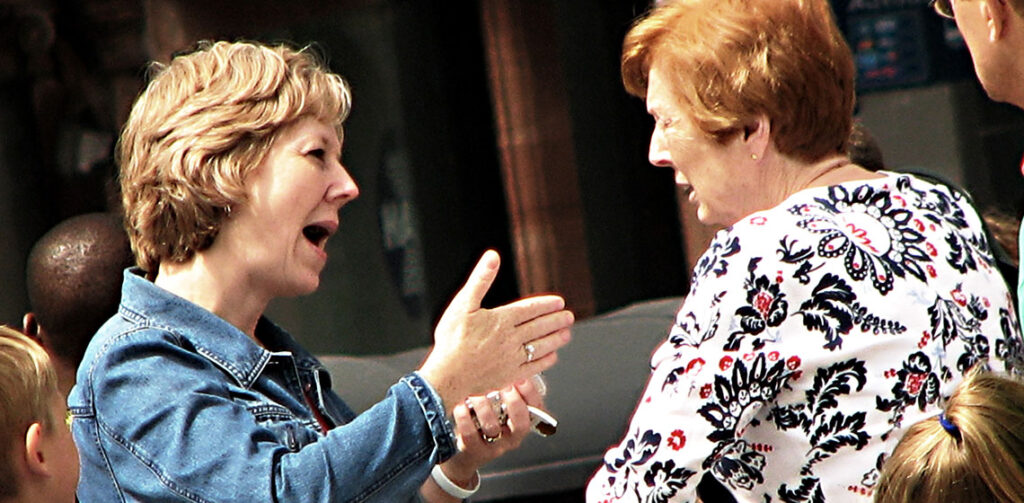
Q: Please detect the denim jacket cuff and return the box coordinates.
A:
[403,371,458,462]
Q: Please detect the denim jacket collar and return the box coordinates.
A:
[119,268,321,390]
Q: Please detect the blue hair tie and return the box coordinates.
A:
[938,412,961,441]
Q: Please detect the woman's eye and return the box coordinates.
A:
[307,148,326,160]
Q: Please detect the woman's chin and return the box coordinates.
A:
[695,207,733,229]
[273,277,322,299]
[695,206,715,225]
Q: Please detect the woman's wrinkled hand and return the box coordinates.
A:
[419,250,573,412]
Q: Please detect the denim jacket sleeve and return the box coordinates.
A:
[72,327,457,503]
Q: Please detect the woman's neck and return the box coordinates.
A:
[154,254,268,340]
[777,153,884,198]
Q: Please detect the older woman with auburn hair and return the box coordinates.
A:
[586,0,1024,502]
[70,40,573,502]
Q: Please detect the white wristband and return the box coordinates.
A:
[431,464,480,500]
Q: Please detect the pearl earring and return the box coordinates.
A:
[751,153,758,160]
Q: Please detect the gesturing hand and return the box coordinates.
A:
[418,250,573,413]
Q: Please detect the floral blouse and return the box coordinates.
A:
[587,172,1024,503]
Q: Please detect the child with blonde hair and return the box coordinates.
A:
[0,326,78,503]
[875,367,1024,503]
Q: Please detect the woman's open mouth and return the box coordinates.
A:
[302,224,331,249]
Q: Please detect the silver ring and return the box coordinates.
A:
[486,391,507,427]
[469,396,503,442]
[524,343,536,363]
[466,398,482,430]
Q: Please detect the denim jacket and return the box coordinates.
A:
[70,269,457,502]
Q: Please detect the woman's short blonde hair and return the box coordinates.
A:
[621,0,855,162]
[875,368,1024,503]
[118,40,352,272]
[0,326,59,498]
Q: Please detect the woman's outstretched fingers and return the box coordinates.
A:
[515,310,573,353]
[526,309,575,334]
[420,249,574,412]
[444,250,500,317]
[519,328,572,368]
[504,295,568,327]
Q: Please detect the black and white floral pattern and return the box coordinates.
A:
[587,173,1023,503]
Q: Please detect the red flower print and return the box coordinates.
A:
[667,429,686,451]
[907,372,926,396]
[720,355,734,371]
[786,356,801,370]
[951,289,966,306]
[686,358,705,374]
[754,291,774,318]
[700,383,712,399]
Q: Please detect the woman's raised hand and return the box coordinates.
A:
[418,250,573,414]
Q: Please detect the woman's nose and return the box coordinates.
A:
[648,130,672,168]
[328,165,360,204]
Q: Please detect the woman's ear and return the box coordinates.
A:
[743,115,771,159]
[23,422,51,477]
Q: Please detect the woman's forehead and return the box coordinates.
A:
[278,117,342,144]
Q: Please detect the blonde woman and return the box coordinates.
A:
[875,368,1024,503]
[70,41,573,502]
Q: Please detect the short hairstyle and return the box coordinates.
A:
[25,212,134,367]
[875,368,1024,503]
[621,0,855,162]
[118,40,353,272]
[0,326,60,499]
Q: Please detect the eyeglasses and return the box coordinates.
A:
[930,0,955,19]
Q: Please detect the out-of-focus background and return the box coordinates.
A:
[1,0,1022,353]
[0,0,687,355]
[0,1,1022,500]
